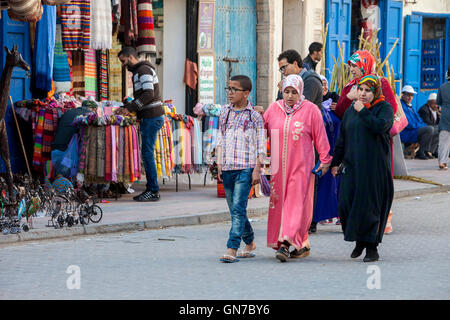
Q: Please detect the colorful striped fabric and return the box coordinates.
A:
[61,0,91,51]
[98,50,109,100]
[137,0,156,54]
[89,0,112,49]
[53,22,72,94]
[71,50,85,97]
[108,37,123,101]
[84,49,97,99]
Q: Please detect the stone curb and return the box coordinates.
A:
[1,186,448,246]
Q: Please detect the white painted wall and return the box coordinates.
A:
[163,0,186,113]
[402,0,450,16]
[273,0,284,101]
[282,0,325,73]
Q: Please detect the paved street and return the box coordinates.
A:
[0,192,449,300]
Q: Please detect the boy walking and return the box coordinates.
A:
[216,75,266,263]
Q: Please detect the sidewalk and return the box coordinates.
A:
[1,159,449,245]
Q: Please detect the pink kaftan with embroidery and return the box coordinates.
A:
[264,99,332,250]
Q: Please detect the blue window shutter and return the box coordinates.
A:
[325,0,351,81]
[403,14,422,110]
[380,0,403,93]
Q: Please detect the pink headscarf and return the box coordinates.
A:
[282,74,305,114]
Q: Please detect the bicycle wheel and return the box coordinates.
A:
[78,205,90,225]
[88,205,103,223]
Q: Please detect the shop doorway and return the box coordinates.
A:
[404,13,450,110]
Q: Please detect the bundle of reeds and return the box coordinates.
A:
[328,28,400,95]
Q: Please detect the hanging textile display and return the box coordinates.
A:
[74,113,141,184]
[89,0,113,50]
[33,4,56,93]
[23,98,77,172]
[84,49,98,100]
[137,0,157,55]
[108,37,123,101]
[120,0,139,45]
[71,50,85,97]
[98,50,109,101]
[53,21,72,94]
[60,0,91,51]
[203,116,219,165]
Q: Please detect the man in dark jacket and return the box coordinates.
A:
[418,93,440,157]
[118,46,165,202]
[277,49,323,110]
[302,42,323,72]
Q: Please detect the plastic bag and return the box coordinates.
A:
[53,134,79,178]
[260,174,271,197]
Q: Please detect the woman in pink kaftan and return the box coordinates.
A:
[264,74,332,262]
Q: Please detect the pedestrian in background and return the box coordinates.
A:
[303,42,323,72]
[331,75,394,262]
[118,47,165,202]
[264,75,331,262]
[276,49,323,110]
[400,86,438,160]
[312,75,341,227]
[437,67,450,170]
[216,75,266,263]
[418,93,440,158]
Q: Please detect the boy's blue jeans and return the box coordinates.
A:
[221,168,255,250]
[140,116,165,192]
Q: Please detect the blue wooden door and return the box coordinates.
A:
[403,14,422,111]
[214,0,257,105]
[380,0,403,93]
[0,11,32,173]
[325,0,352,81]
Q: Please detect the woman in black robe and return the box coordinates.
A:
[331,74,394,262]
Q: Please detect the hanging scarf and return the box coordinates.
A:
[123,126,131,182]
[159,131,166,178]
[347,50,376,86]
[33,4,56,93]
[281,74,305,115]
[98,50,109,100]
[97,126,105,178]
[111,125,117,182]
[89,0,112,49]
[105,125,112,181]
[71,50,85,97]
[120,0,138,45]
[118,126,125,182]
[84,49,97,99]
[53,21,71,94]
[132,125,141,180]
[108,37,123,101]
[32,108,46,170]
[137,0,156,54]
[87,126,97,180]
[128,126,136,182]
[155,129,162,178]
[61,0,91,51]
[78,126,87,174]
